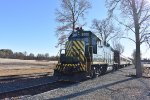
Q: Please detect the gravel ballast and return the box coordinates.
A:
[13,66,150,99]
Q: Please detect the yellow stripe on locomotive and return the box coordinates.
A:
[65,40,85,62]
[55,40,87,73]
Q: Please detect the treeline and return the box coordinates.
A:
[0,49,58,61]
[143,58,150,60]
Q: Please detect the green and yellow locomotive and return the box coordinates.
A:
[54,28,131,81]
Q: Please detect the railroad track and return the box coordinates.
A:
[0,80,76,99]
[0,66,128,99]
[0,73,50,82]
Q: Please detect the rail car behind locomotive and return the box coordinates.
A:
[54,28,131,81]
[120,55,132,67]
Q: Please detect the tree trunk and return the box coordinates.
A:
[73,21,75,33]
[135,33,142,77]
[132,0,142,77]
[72,12,75,33]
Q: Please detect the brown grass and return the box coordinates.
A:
[0,58,57,77]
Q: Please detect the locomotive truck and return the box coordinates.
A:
[54,28,132,81]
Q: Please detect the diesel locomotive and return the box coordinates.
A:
[54,28,132,81]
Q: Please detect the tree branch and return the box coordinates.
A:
[114,17,135,33]
[140,34,150,44]
[140,26,150,41]
[120,36,136,43]
[139,10,150,25]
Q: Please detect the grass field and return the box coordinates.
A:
[0,58,57,77]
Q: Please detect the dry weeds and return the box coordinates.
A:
[0,58,57,77]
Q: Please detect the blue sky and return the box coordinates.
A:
[0,0,149,58]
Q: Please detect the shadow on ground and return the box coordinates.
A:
[51,77,137,100]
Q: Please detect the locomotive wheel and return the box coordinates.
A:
[97,66,102,76]
[113,65,118,71]
[112,65,115,71]
[94,66,100,77]
[101,66,107,75]
[89,70,94,78]
[90,67,96,78]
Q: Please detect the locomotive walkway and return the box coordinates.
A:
[23,65,150,100]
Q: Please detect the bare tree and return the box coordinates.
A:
[131,49,136,65]
[106,0,150,77]
[113,40,124,54]
[56,0,91,46]
[91,18,120,44]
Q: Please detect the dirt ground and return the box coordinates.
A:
[0,58,57,77]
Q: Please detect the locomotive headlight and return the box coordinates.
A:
[78,63,80,66]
